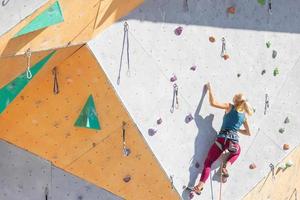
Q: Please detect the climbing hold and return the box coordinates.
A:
[249,163,256,169]
[190,65,197,71]
[237,73,241,78]
[258,0,266,6]
[286,160,293,168]
[189,192,195,199]
[261,69,266,75]
[157,118,163,125]
[227,6,236,14]
[174,26,183,36]
[278,163,286,170]
[195,162,200,168]
[123,175,131,183]
[209,36,215,43]
[223,54,229,60]
[185,114,194,123]
[272,50,277,59]
[266,41,271,48]
[170,75,177,82]
[283,144,290,150]
[279,128,285,134]
[148,128,157,136]
[273,68,279,76]
[284,117,290,124]
[74,95,101,130]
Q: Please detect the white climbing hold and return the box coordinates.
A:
[286,160,293,168]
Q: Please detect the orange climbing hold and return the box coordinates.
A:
[283,144,290,150]
[227,6,236,14]
[223,54,229,60]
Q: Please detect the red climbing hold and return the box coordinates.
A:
[174,26,183,36]
[223,54,229,60]
[123,175,131,183]
[249,163,256,169]
[209,36,215,43]
[283,144,290,150]
[227,6,236,14]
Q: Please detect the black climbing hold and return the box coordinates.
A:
[195,162,200,168]
[272,50,277,59]
[237,73,241,78]
[77,195,83,200]
[123,175,131,183]
[279,128,285,134]
[148,128,157,136]
[185,114,194,123]
[157,118,162,125]
[261,69,266,75]
[284,117,290,124]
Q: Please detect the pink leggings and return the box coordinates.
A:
[199,137,241,183]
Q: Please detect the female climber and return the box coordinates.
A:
[193,82,253,194]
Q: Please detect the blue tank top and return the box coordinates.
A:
[220,105,245,132]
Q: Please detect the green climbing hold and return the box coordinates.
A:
[14,1,64,37]
[266,41,271,48]
[0,51,56,114]
[258,0,266,6]
[273,68,279,76]
[74,95,101,130]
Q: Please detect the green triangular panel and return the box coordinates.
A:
[0,51,56,114]
[14,1,64,37]
[75,95,101,130]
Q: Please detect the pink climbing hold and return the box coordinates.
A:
[174,26,183,36]
[170,75,177,82]
[190,65,197,71]
[157,118,163,125]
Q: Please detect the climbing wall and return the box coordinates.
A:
[0,44,180,199]
[0,140,123,200]
[88,0,300,199]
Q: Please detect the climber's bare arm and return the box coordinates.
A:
[206,83,231,111]
[239,119,251,136]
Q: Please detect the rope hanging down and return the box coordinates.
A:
[117,22,130,85]
[122,121,130,156]
[52,67,59,94]
[221,37,226,58]
[25,48,32,79]
[170,83,179,113]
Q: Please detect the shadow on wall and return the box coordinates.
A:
[125,0,300,33]
[181,86,218,199]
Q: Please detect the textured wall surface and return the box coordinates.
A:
[88,0,300,199]
[0,140,123,200]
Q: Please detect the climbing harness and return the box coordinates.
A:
[268,0,272,15]
[170,83,179,113]
[221,37,226,58]
[117,22,130,85]
[122,121,130,156]
[25,48,32,79]
[216,129,240,153]
[45,185,48,200]
[52,67,59,94]
[269,163,275,180]
[264,93,269,115]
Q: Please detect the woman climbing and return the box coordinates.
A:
[193,82,253,194]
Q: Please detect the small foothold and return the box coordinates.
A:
[92,142,96,148]
[272,50,277,59]
[209,36,215,43]
[284,117,290,124]
[227,6,236,14]
[157,118,162,125]
[185,114,194,123]
[237,73,241,78]
[148,128,157,136]
[283,144,290,150]
[249,163,256,169]
[279,128,285,134]
[190,65,197,71]
[286,160,293,168]
[266,41,271,48]
[195,162,200,168]
[174,26,183,36]
[123,175,131,183]
[123,148,131,156]
[273,68,279,76]
[170,75,177,82]
[223,54,229,60]
[258,0,266,6]
[261,69,266,75]
[278,163,286,169]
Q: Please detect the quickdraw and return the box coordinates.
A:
[269,163,275,180]
[170,83,179,113]
[183,0,189,12]
[45,185,48,200]
[268,0,272,15]
[117,22,130,85]
[221,37,226,58]
[264,93,269,115]
[122,121,130,156]
[25,48,32,79]
[52,67,59,94]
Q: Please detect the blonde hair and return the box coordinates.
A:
[233,93,253,116]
